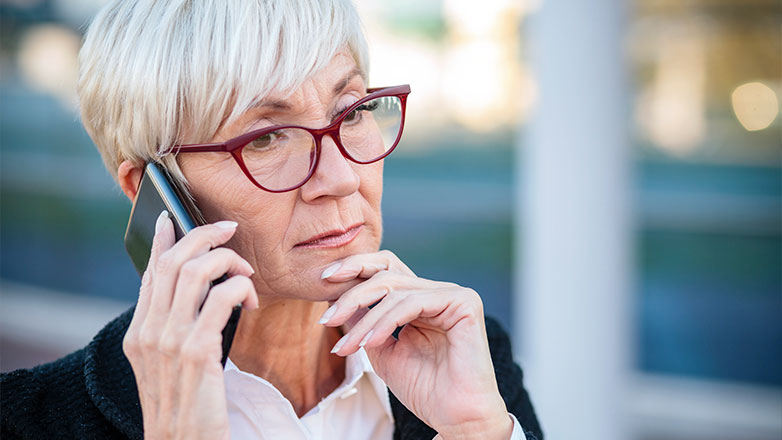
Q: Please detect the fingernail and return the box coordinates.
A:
[321,263,341,279]
[331,334,349,354]
[155,210,169,234]
[244,260,255,275]
[215,220,238,229]
[359,330,374,348]
[318,304,337,324]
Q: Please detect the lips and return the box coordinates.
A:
[295,223,363,248]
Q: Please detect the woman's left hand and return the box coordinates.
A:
[319,250,513,440]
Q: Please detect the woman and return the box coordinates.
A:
[1,1,542,439]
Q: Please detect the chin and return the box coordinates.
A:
[318,278,364,302]
[265,275,361,303]
[262,226,381,302]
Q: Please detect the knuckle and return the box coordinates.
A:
[140,269,153,287]
[220,248,247,268]
[210,278,247,304]
[379,249,396,260]
[220,247,241,259]
[384,284,404,299]
[465,287,482,303]
[158,332,180,356]
[155,250,177,274]
[138,327,159,351]
[180,340,206,364]
[461,288,484,314]
[122,333,139,357]
[179,260,205,283]
[396,294,418,311]
[236,275,254,291]
[374,270,394,281]
[233,278,255,301]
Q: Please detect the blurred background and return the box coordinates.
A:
[0,0,779,439]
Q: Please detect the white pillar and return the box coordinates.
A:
[514,1,633,439]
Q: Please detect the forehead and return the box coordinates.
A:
[261,51,364,106]
[215,52,365,140]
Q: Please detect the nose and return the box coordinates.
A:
[299,133,360,202]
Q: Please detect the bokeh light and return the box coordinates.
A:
[731,82,779,131]
[17,24,80,110]
[635,34,706,155]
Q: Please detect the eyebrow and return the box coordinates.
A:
[259,68,364,111]
[333,67,364,95]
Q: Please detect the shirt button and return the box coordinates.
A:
[340,387,358,399]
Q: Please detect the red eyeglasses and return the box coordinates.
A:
[169,84,410,192]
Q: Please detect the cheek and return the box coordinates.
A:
[356,160,384,241]
[178,154,387,301]
[360,160,384,211]
[180,157,297,272]
[199,186,294,259]
[201,188,301,295]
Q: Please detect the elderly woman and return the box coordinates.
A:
[1,1,542,439]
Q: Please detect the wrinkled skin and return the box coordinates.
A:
[118,51,514,439]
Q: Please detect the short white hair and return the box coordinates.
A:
[78,0,368,185]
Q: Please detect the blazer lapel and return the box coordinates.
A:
[83,306,144,440]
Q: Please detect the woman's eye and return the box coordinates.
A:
[343,100,379,124]
[249,130,285,150]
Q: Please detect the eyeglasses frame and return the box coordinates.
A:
[169,84,411,193]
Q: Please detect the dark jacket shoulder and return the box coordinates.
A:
[2,308,140,440]
[1,309,542,440]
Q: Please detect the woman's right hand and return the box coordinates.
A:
[122,211,258,440]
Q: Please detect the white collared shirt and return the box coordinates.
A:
[224,349,527,439]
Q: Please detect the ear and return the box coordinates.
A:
[118,160,144,202]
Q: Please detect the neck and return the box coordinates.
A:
[228,298,345,417]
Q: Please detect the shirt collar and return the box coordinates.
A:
[224,348,394,422]
[350,348,394,421]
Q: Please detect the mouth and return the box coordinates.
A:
[294,223,363,249]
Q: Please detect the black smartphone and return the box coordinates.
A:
[124,162,241,367]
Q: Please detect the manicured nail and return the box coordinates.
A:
[331,334,348,354]
[318,304,337,324]
[359,330,374,348]
[321,263,342,279]
[240,258,255,274]
[215,221,238,229]
[155,210,169,234]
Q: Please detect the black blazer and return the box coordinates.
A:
[1,307,543,439]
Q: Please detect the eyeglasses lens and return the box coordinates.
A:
[240,95,403,191]
[339,96,402,162]
[240,127,315,191]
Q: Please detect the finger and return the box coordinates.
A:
[123,268,154,360]
[170,248,255,323]
[320,271,436,327]
[148,220,239,318]
[193,275,258,338]
[321,249,415,283]
[130,210,176,329]
[150,210,176,271]
[328,289,408,356]
[319,276,392,327]
[335,288,460,356]
[129,268,153,330]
